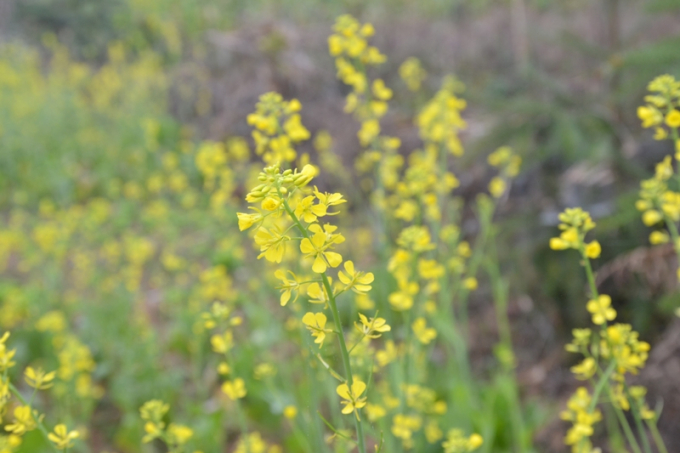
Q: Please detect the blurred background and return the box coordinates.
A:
[1,0,680,451]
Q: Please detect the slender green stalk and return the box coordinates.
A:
[647,417,669,453]
[630,404,653,453]
[283,199,367,453]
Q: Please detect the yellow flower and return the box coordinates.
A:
[48,424,80,450]
[24,366,56,390]
[412,317,437,344]
[665,109,680,128]
[584,241,601,259]
[338,261,374,294]
[261,197,281,212]
[372,79,392,101]
[254,226,289,263]
[222,378,247,400]
[336,380,367,419]
[355,313,391,339]
[211,331,233,354]
[488,177,506,198]
[283,405,297,419]
[306,282,330,305]
[358,119,380,146]
[649,231,669,244]
[570,357,596,380]
[399,57,427,91]
[586,294,616,325]
[5,405,39,435]
[274,270,302,306]
[299,224,344,273]
[463,277,478,291]
[302,312,332,347]
[638,105,662,128]
[642,209,663,226]
[442,429,483,452]
[167,423,193,445]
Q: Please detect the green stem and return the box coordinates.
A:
[647,417,669,453]
[630,403,653,453]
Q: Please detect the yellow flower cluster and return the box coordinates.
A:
[637,74,680,143]
[247,92,310,164]
[0,332,80,452]
[329,14,401,201]
[388,226,435,311]
[399,57,427,92]
[549,207,601,259]
[551,207,659,452]
[416,77,467,157]
[441,429,484,453]
[487,146,522,199]
[140,400,194,453]
[560,387,601,452]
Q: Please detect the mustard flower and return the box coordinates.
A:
[299,224,344,273]
[306,282,330,305]
[166,423,194,446]
[570,357,596,381]
[338,261,374,294]
[48,424,80,450]
[274,270,303,306]
[412,317,437,344]
[665,109,680,128]
[283,405,297,419]
[399,57,427,91]
[222,378,247,400]
[584,241,601,259]
[355,313,391,339]
[254,225,290,264]
[24,366,56,390]
[442,429,483,452]
[337,380,367,420]
[5,405,40,435]
[586,294,616,325]
[302,312,332,347]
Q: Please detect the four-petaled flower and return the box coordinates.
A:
[337,380,367,420]
[302,312,333,347]
[355,313,391,339]
[586,294,616,325]
[338,261,374,294]
[300,224,344,273]
[48,424,80,450]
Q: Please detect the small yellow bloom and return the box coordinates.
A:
[24,366,56,390]
[463,277,478,291]
[222,378,247,400]
[488,177,506,198]
[355,313,391,339]
[283,405,297,419]
[412,317,437,344]
[584,241,601,259]
[48,424,80,449]
[570,357,596,380]
[642,210,663,226]
[167,423,194,445]
[649,231,669,244]
[302,312,332,347]
[338,261,374,294]
[586,294,617,325]
[336,380,367,419]
[665,109,680,128]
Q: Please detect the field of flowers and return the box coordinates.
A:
[1,1,680,452]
